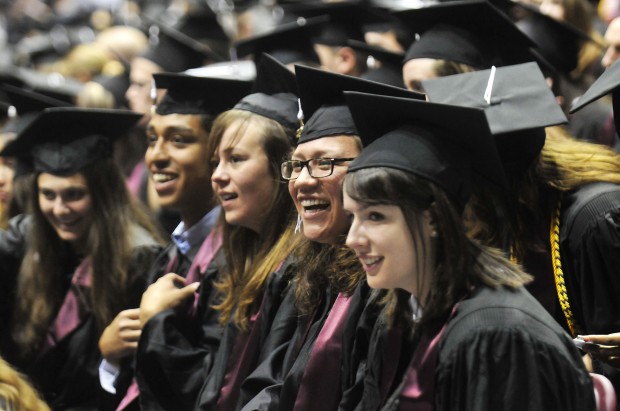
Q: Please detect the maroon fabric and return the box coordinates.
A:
[293,293,352,411]
[398,305,459,411]
[42,257,92,354]
[116,378,139,411]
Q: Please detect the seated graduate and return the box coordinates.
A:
[194,53,301,410]
[0,107,163,410]
[238,64,422,411]
[342,90,596,410]
[424,61,620,395]
[113,74,251,410]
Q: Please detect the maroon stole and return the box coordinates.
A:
[397,305,459,411]
[216,258,285,410]
[292,293,352,410]
[41,257,93,355]
[116,228,223,411]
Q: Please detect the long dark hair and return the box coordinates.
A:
[344,167,531,329]
[12,158,162,359]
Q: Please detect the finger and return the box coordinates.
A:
[162,272,186,284]
[119,318,142,331]
[176,282,200,298]
[123,308,141,319]
[582,333,620,345]
[120,330,142,342]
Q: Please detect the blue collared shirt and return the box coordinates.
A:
[171,206,221,260]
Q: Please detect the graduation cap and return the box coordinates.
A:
[11,66,82,105]
[176,8,229,43]
[295,64,424,144]
[282,1,391,47]
[1,84,71,134]
[233,16,326,66]
[422,62,567,166]
[397,0,535,69]
[344,91,506,209]
[0,108,142,175]
[570,59,620,134]
[153,73,253,116]
[233,53,300,130]
[139,15,225,73]
[346,39,405,87]
[510,2,594,75]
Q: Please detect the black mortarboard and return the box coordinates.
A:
[176,9,229,43]
[234,17,326,66]
[282,1,390,46]
[0,108,142,175]
[1,84,71,134]
[234,53,300,130]
[422,62,567,166]
[398,0,534,69]
[571,59,620,134]
[295,64,424,144]
[12,67,82,105]
[345,91,506,208]
[511,2,593,75]
[139,16,224,73]
[154,73,253,116]
[92,71,130,109]
[347,39,405,87]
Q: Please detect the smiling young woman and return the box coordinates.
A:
[0,108,163,410]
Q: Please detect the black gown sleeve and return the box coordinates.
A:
[136,251,224,411]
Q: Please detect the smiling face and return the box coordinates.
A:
[289,135,360,245]
[344,191,434,297]
[145,113,213,226]
[211,118,275,234]
[38,172,93,251]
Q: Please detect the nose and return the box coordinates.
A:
[52,197,71,216]
[293,163,318,190]
[211,162,228,186]
[345,217,366,251]
[146,138,169,168]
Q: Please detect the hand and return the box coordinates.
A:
[99,308,142,364]
[139,273,200,327]
[581,333,620,368]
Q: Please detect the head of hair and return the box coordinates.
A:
[208,109,298,330]
[432,59,477,77]
[12,157,162,359]
[0,356,50,411]
[344,167,531,329]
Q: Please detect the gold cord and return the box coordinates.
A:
[550,195,582,337]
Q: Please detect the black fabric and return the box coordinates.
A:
[136,247,226,411]
[195,256,296,410]
[382,286,595,411]
[17,244,160,411]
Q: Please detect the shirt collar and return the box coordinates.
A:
[171,206,221,258]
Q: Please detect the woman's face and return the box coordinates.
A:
[344,191,434,297]
[38,172,94,250]
[288,136,360,245]
[0,136,15,207]
[211,119,275,234]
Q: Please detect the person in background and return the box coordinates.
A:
[0,355,50,411]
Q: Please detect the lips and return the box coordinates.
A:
[152,172,178,183]
[358,254,384,274]
[300,198,330,213]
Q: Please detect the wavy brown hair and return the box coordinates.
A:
[208,109,298,330]
[469,126,620,261]
[12,158,163,360]
[344,167,531,329]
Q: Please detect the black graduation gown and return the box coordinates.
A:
[0,214,31,356]
[135,247,226,410]
[238,288,336,411]
[195,256,296,410]
[382,286,595,411]
[558,182,620,390]
[25,243,161,411]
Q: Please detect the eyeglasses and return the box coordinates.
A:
[281,157,356,180]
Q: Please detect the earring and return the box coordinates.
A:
[295,214,302,234]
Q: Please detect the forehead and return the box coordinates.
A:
[292,135,360,159]
[148,113,206,133]
[38,172,88,189]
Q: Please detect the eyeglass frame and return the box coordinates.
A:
[281,157,356,180]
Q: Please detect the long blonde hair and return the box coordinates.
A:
[0,356,50,411]
[208,109,298,330]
